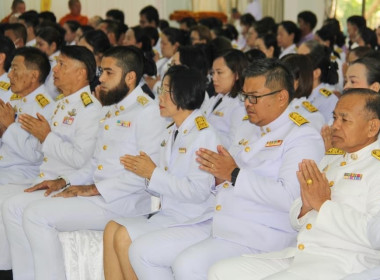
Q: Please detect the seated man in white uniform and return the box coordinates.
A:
[209,88,380,280]
[0,35,15,102]
[126,59,325,280]
[2,46,167,280]
[0,47,53,184]
[0,45,102,280]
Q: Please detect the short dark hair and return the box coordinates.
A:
[358,27,377,49]
[139,6,159,27]
[190,25,212,44]
[100,19,126,42]
[64,20,81,33]
[163,65,205,110]
[82,30,110,56]
[245,49,266,63]
[60,45,96,82]
[258,33,281,58]
[19,11,39,32]
[4,23,27,46]
[279,21,301,44]
[341,88,380,119]
[14,47,50,84]
[177,45,209,78]
[36,26,64,51]
[347,15,366,29]
[0,35,15,72]
[297,11,317,30]
[106,9,125,24]
[159,20,169,30]
[243,58,295,103]
[351,57,380,89]
[216,49,248,98]
[142,26,159,46]
[240,13,256,26]
[281,54,313,98]
[179,17,197,30]
[103,46,145,86]
[38,11,57,23]
[162,27,185,46]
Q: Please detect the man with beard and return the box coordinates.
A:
[2,46,167,280]
[0,45,101,280]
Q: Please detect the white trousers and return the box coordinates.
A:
[2,190,120,280]
[0,183,29,269]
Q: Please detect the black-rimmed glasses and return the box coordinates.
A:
[238,89,282,104]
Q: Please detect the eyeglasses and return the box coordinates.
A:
[238,89,282,104]
[157,86,171,96]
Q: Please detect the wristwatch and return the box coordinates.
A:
[231,167,240,186]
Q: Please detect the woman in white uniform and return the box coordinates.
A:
[102,65,221,280]
[277,21,300,59]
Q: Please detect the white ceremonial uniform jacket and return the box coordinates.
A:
[212,108,325,252]
[203,93,246,148]
[147,110,221,226]
[279,44,297,59]
[289,97,326,131]
[0,85,53,183]
[0,72,12,102]
[283,141,380,279]
[66,86,168,217]
[35,85,101,184]
[308,83,338,124]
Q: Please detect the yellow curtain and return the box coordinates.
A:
[262,0,283,22]
[40,0,51,11]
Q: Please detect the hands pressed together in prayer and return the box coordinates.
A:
[297,159,331,218]
[196,145,238,184]
[120,151,156,179]
[0,99,16,130]
[18,113,51,143]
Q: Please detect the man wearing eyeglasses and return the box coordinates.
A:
[135,58,325,280]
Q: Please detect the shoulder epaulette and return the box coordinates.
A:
[137,95,149,106]
[335,47,342,54]
[0,81,11,91]
[289,112,309,126]
[195,116,209,130]
[302,101,318,113]
[81,92,93,107]
[55,94,64,101]
[242,115,249,121]
[166,121,175,129]
[10,94,22,101]
[325,148,345,155]
[319,88,333,97]
[371,149,380,160]
[35,94,50,108]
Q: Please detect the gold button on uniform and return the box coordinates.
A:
[216,205,222,211]
[351,154,358,160]
[23,97,27,102]
[103,145,108,150]
[120,106,125,111]
[43,157,48,162]
[245,146,251,152]
[105,125,109,130]
[329,181,334,187]
[0,156,3,160]
[98,165,103,170]
[39,172,45,178]
[340,162,346,166]
[115,111,120,116]
[306,224,312,230]
[183,129,188,134]
[53,122,58,126]
[223,183,229,188]
[164,166,168,171]
[298,244,305,250]
[65,99,69,104]
[61,105,65,110]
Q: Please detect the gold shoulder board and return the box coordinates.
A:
[326,148,345,155]
[302,101,318,113]
[10,94,22,101]
[0,81,11,91]
[55,93,64,101]
[166,121,175,129]
[195,116,209,130]
[35,94,50,108]
[137,96,149,106]
[242,115,249,121]
[371,149,380,160]
[335,47,342,54]
[289,112,309,126]
[81,92,93,107]
[331,55,337,61]
[319,88,332,97]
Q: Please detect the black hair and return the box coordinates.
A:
[79,25,94,35]
[179,17,197,30]
[60,45,96,82]
[129,26,154,60]
[297,11,317,30]
[245,49,266,62]
[162,27,185,46]
[315,24,341,58]
[322,19,346,47]
[18,11,39,32]
[139,5,159,27]
[177,45,209,78]
[358,27,377,49]
[190,25,212,44]
[14,47,50,84]
[38,11,56,23]
[209,36,233,62]
[281,54,313,98]
[82,30,111,56]
[164,65,206,110]
[259,16,277,34]
[258,33,281,58]
[36,26,64,51]
[4,23,27,46]
[341,88,380,119]
[143,26,159,46]
[349,46,374,61]
[0,35,15,72]
[351,57,380,87]
[216,49,248,98]
[106,9,125,24]
[240,13,256,26]
[347,15,366,29]
[222,24,238,41]
[64,20,81,33]
[198,17,222,30]
[279,21,301,44]
[100,19,126,42]
[243,58,295,102]
[159,19,169,30]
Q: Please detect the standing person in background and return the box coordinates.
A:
[59,0,88,26]
[1,0,25,24]
[297,11,317,46]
